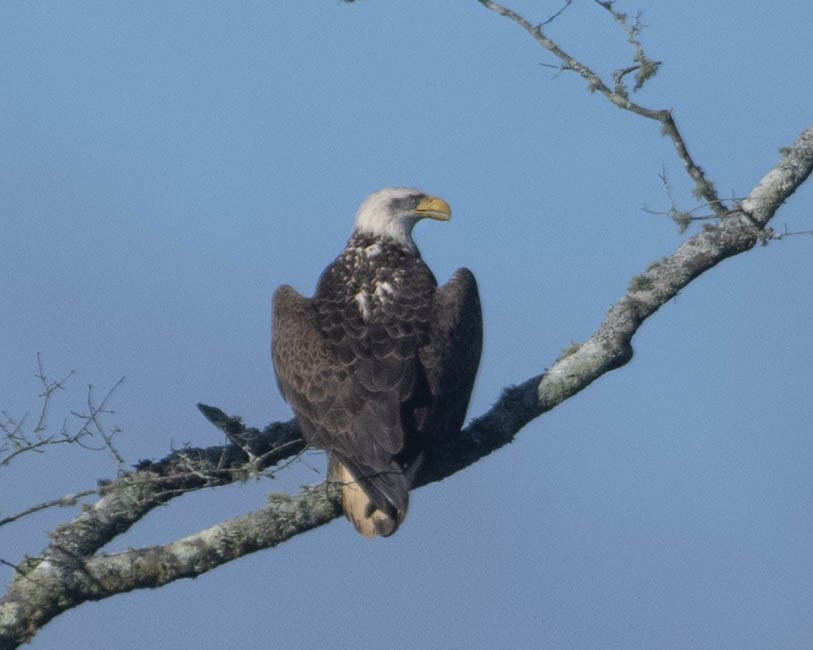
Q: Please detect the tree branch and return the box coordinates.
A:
[0,489,98,529]
[478,0,728,219]
[0,484,343,646]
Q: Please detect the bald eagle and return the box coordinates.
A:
[272,187,482,537]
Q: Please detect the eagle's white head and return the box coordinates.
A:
[353,187,452,249]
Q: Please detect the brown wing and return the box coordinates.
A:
[272,284,349,443]
[419,267,483,441]
[272,282,423,518]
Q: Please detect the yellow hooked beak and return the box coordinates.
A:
[414,195,452,221]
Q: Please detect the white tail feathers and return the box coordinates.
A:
[337,463,406,538]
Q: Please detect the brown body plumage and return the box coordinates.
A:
[272,188,481,537]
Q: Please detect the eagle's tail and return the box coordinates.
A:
[332,457,417,538]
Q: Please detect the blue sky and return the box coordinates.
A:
[2,2,812,648]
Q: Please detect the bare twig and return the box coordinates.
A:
[69,377,126,466]
[641,167,743,232]
[0,489,98,528]
[594,1,660,92]
[33,353,75,435]
[542,0,574,26]
[477,0,728,219]
[1,359,124,468]
[766,225,813,241]
[1,356,77,466]
[0,560,26,577]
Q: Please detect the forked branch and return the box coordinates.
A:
[478,0,728,218]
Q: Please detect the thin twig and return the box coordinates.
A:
[0,489,99,528]
[477,0,729,219]
[542,0,573,26]
[33,353,76,435]
[69,377,126,465]
[594,1,661,92]
[1,360,125,468]
[768,224,813,241]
